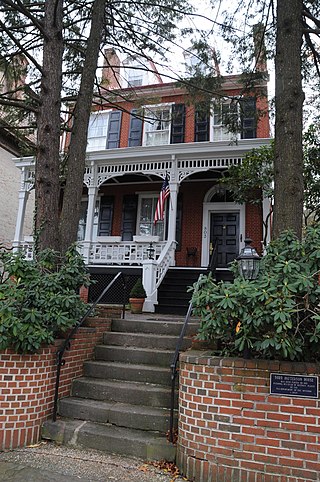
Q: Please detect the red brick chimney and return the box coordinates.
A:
[253,23,267,72]
[101,48,121,89]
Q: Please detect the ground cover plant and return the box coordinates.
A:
[0,246,90,354]
[192,225,320,361]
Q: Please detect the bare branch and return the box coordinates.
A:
[0,19,43,74]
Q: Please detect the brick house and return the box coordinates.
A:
[13,50,271,313]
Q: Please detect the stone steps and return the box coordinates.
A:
[42,314,199,461]
[83,360,173,386]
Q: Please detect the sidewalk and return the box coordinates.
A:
[0,442,187,481]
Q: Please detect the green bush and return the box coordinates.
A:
[192,225,320,361]
[0,245,90,354]
[129,278,147,298]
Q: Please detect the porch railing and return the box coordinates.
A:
[155,240,176,288]
[80,241,166,265]
[15,240,166,266]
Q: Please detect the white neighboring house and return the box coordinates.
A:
[0,121,34,248]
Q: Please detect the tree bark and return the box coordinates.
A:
[273,0,304,239]
[35,0,63,252]
[59,0,106,254]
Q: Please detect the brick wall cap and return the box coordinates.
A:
[179,351,320,372]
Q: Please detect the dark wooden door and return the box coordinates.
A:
[210,212,239,268]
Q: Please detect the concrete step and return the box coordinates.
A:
[42,419,176,461]
[58,397,177,433]
[83,360,173,386]
[103,331,192,350]
[112,318,200,337]
[94,344,174,367]
[71,377,177,409]
[155,304,190,315]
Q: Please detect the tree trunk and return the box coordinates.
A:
[59,0,106,254]
[35,0,63,252]
[273,0,304,240]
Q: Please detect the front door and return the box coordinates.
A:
[210,212,239,268]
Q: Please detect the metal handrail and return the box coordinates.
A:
[52,272,127,422]
[168,274,203,443]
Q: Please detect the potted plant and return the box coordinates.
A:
[129,278,147,314]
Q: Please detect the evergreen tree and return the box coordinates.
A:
[0,0,192,253]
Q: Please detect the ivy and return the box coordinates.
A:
[0,245,90,354]
[192,225,320,361]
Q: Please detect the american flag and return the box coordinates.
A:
[154,174,170,224]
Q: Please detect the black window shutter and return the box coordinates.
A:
[98,196,114,236]
[106,111,122,149]
[241,97,257,139]
[128,109,143,147]
[175,193,183,251]
[121,195,138,241]
[195,105,210,142]
[170,104,185,144]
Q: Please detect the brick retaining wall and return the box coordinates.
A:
[0,308,119,451]
[177,351,320,482]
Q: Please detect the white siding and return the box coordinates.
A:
[0,146,34,246]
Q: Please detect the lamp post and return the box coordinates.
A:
[147,242,155,260]
[236,238,261,280]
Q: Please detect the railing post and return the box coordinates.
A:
[142,259,157,312]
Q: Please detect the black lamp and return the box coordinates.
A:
[236,238,261,280]
[147,242,155,260]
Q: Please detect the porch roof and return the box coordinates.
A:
[14,138,272,189]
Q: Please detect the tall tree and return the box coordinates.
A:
[0,0,193,253]
[273,0,304,239]
[208,0,320,239]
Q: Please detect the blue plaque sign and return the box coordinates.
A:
[270,373,319,399]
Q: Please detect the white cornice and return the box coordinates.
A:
[86,138,272,164]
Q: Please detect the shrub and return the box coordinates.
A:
[0,245,90,354]
[191,225,320,361]
[129,278,147,298]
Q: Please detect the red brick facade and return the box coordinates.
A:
[177,352,320,482]
[0,310,118,450]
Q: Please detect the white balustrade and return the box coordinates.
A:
[80,241,165,265]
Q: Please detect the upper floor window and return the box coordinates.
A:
[87,110,122,151]
[194,97,257,143]
[143,106,171,146]
[212,101,240,142]
[127,69,143,87]
[87,112,110,151]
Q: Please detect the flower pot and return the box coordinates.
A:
[129,297,145,314]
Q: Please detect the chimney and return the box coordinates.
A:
[101,48,120,89]
[253,23,267,72]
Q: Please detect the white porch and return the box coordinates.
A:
[13,139,271,312]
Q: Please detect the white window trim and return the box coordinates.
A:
[78,195,101,241]
[87,110,112,151]
[210,99,241,142]
[136,192,166,240]
[142,103,174,147]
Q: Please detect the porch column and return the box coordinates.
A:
[167,181,179,265]
[82,186,98,263]
[13,190,29,248]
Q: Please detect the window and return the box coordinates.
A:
[137,195,165,240]
[212,101,240,142]
[143,106,171,146]
[127,69,143,87]
[87,112,110,151]
[77,198,100,241]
